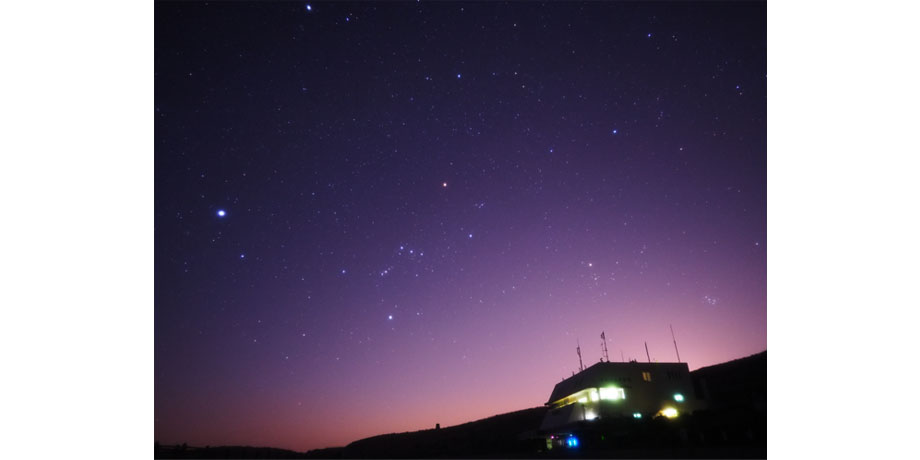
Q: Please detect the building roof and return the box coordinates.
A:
[546,361,690,404]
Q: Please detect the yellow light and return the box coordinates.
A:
[600,387,625,400]
[661,407,678,418]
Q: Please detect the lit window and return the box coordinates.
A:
[600,387,626,400]
[642,371,652,382]
[673,393,684,402]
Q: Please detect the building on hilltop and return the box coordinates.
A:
[540,360,700,433]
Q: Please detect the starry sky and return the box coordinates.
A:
[155,1,766,452]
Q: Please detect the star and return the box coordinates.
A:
[442,182,448,188]
[611,129,618,135]
[388,315,393,320]
[216,209,226,217]
[468,233,473,239]
[240,254,245,259]
[456,73,462,79]
[305,4,312,12]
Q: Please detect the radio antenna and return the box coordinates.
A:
[670,324,682,363]
[576,339,584,372]
[600,331,610,362]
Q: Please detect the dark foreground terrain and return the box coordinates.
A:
[156,351,766,459]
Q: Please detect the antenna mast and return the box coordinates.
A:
[576,339,584,372]
[645,341,651,363]
[600,331,610,362]
[670,324,682,363]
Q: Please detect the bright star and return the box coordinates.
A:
[456,73,462,79]
[442,182,448,187]
[305,4,312,11]
[217,209,226,217]
[388,315,393,320]
[468,233,473,239]
[240,254,245,259]
[612,129,618,134]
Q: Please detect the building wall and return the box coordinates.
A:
[540,362,699,432]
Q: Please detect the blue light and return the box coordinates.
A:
[305,4,312,11]
[633,412,643,419]
[457,73,462,79]
[566,436,579,448]
[674,393,685,402]
[217,209,226,217]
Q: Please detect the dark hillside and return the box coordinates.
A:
[342,406,548,458]
[691,351,767,412]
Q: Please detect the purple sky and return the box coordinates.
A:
[155,1,765,451]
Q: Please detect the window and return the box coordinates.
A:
[642,371,652,382]
[600,387,626,400]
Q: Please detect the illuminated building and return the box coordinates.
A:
[540,361,699,433]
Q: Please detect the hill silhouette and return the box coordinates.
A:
[340,406,548,458]
[155,443,310,459]
[157,351,766,459]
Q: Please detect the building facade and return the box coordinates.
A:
[540,361,698,433]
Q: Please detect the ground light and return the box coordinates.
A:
[673,393,684,402]
[633,412,643,419]
[661,407,679,418]
[566,436,579,448]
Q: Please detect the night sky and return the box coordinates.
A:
[155,1,766,452]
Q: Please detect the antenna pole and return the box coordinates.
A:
[645,341,651,363]
[576,339,584,372]
[670,324,682,363]
[601,331,610,362]
[620,350,624,362]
